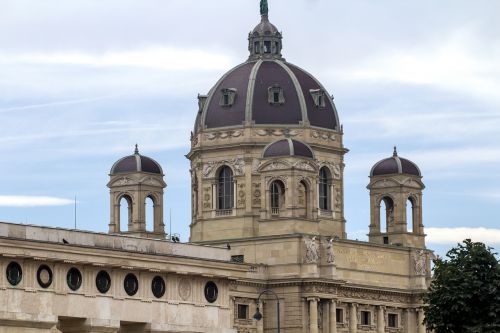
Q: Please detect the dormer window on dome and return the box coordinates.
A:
[268,85,285,105]
[310,89,326,108]
[219,88,237,107]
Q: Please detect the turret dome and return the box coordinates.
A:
[370,147,421,177]
[110,145,163,175]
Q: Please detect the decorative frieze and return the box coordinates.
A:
[204,130,243,141]
[254,128,301,137]
[311,130,336,142]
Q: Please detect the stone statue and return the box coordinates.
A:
[304,236,319,264]
[260,0,268,16]
[413,250,427,276]
[326,238,335,264]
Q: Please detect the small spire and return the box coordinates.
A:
[260,0,269,16]
[134,144,139,155]
[393,146,398,157]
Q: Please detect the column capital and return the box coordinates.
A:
[307,297,320,302]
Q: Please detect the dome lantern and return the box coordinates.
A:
[248,0,283,60]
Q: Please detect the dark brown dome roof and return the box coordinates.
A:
[370,148,421,177]
[263,139,314,158]
[196,59,340,132]
[110,145,163,175]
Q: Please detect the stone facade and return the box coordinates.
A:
[0,2,432,333]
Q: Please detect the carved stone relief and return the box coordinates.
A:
[203,186,212,209]
[113,177,133,186]
[237,183,246,207]
[178,278,192,301]
[204,130,243,141]
[260,160,289,172]
[202,158,245,178]
[311,130,336,142]
[254,128,301,137]
[293,161,316,172]
[316,160,342,180]
[304,236,320,264]
[413,250,427,276]
[252,183,261,207]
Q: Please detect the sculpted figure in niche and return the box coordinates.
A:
[304,236,319,263]
[413,250,427,275]
[326,238,335,264]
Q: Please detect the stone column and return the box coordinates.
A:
[329,299,337,333]
[377,306,385,333]
[417,309,426,333]
[308,298,319,333]
[349,303,357,333]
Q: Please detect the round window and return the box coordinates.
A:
[96,270,111,294]
[67,267,82,291]
[151,276,166,298]
[37,265,53,288]
[204,281,218,303]
[6,262,22,286]
[124,273,138,296]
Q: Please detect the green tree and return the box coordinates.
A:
[424,239,500,333]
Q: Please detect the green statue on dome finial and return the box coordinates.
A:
[260,0,269,16]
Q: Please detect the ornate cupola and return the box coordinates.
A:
[248,0,283,60]
[108,145,167,239]
[367,147,426,248]
[188,0,346,242]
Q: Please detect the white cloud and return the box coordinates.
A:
[0,196,75,207]
[0,45,234,71]
[427,227,500,245]
[336,29,500,102]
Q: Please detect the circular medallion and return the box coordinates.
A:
[124,273,138,296]
[67,267,82,291]
[37,265,53,288]
[96,270,111,294]
[178,278,191,301]
[204,281,218,303]
[151,275,166,299]
[6,262,22,286]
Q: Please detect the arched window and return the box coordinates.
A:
[319,167,331,210]
[145,196,155,231]
[217,166,234,210]
[270,180,285,215]
[407,197,415,232]
[119,195,133,232]
[379,197,394,234]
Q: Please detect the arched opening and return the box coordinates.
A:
[379,196,394,234]
[217,166,234,211]
[119,195,132,232]
[297,180,308,218]
[145,196,155,232]
[319,167,331,211]
[407,197,415,233]
[270,180,285,216]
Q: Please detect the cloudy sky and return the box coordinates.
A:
[0,0,499,257]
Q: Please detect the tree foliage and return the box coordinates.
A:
[424,239,500,333]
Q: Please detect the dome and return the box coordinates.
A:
[370,147,421,177]
[263,139,314,158]
[193,2,340,134]
[196,60,340,132]
[110,145,163,175]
